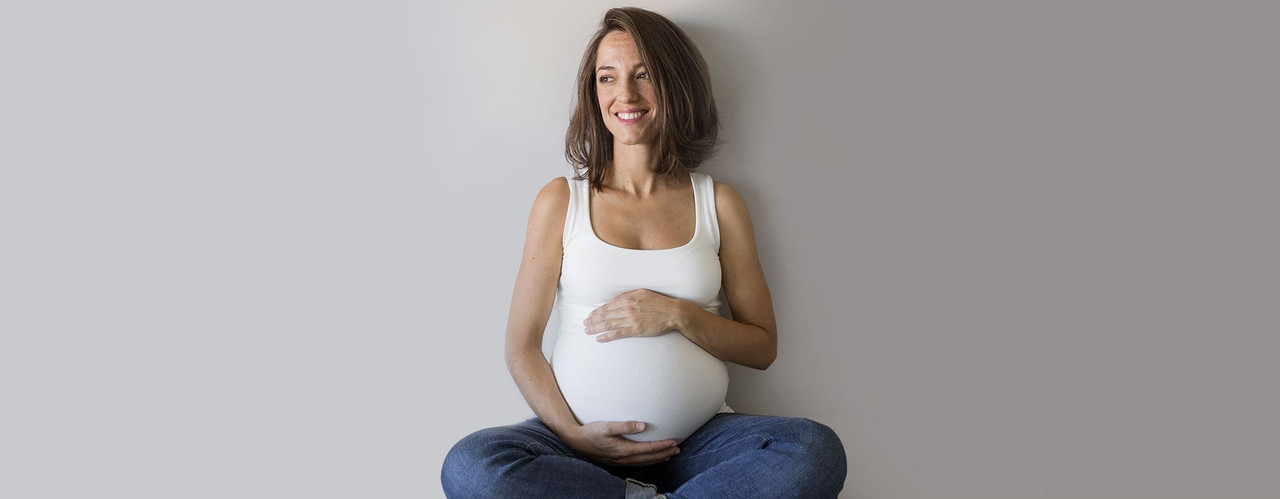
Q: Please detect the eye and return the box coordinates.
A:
[598,75,614,83]
[637,71,649,80]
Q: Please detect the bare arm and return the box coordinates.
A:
[672,182,777,369]
[504,178,579,438]
[505,178,680,465]
[584,182,778,370]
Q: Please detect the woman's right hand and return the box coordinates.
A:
[566,421,680,466]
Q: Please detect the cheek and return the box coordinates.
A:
[643,91,659,116]
[596,93,610,117]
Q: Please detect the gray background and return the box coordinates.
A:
[2,0,1276,498]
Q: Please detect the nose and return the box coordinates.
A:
[618,78,640,102]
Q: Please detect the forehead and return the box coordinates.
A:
[595,31,643,68]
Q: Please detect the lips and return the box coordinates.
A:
[614,110,647,123]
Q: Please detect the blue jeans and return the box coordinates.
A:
[441,413,846,498]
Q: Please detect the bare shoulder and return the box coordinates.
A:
[713,180,753,228]
[530,176,570,220]
[517,176,569,256]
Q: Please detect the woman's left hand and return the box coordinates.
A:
[584,289,684,342]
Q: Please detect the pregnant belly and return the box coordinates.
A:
[551,328,729,443]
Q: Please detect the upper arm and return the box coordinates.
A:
[505,177,569,356]
[714,181,778,339]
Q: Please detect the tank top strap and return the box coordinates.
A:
[692,172,721,251]
[562,175,591,248]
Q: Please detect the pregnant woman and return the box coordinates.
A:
[442,7,846,498]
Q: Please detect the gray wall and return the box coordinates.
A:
[3,1,1276,498]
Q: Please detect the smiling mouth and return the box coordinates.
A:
[615,111,647,122]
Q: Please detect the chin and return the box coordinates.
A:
[611,132,657,147]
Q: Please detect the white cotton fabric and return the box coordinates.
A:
[551,171,732,444]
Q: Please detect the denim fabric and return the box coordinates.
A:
[441,413,846,498]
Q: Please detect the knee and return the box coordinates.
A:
[776,418,848,495]
[797,418,846,462]
[441,427,521,497]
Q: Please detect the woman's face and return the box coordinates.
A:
[595,31,659,147]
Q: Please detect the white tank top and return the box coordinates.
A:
[551,171,731,443]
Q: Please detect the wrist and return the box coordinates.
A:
[552,419,584,443]
[669,298,694,332]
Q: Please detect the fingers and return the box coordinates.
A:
[626,439,679,455]
[601,423,678,454]
[584,308,625,327]
[611,445,681,466]
[584,289,666,339]
[584,315,633,337]
[586,298,623,318]
[603,431,680,465]
[593,329,634,343]
[581,422,680,466]
[610,435,681,466]
[603,420,646,435]
[582,316,610,334]
[586,293,644,321]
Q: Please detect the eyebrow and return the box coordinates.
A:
[596,63,646,73]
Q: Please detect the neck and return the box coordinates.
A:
[607,142,663,196]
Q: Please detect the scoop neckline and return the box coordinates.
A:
[586,172,699,252]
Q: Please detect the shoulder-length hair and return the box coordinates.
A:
[565,7,720,191]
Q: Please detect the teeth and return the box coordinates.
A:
[618,112,643,120]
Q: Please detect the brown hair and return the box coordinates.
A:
[565,7,720,191]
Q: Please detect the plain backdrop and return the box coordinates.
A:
[2,1,1277,498]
